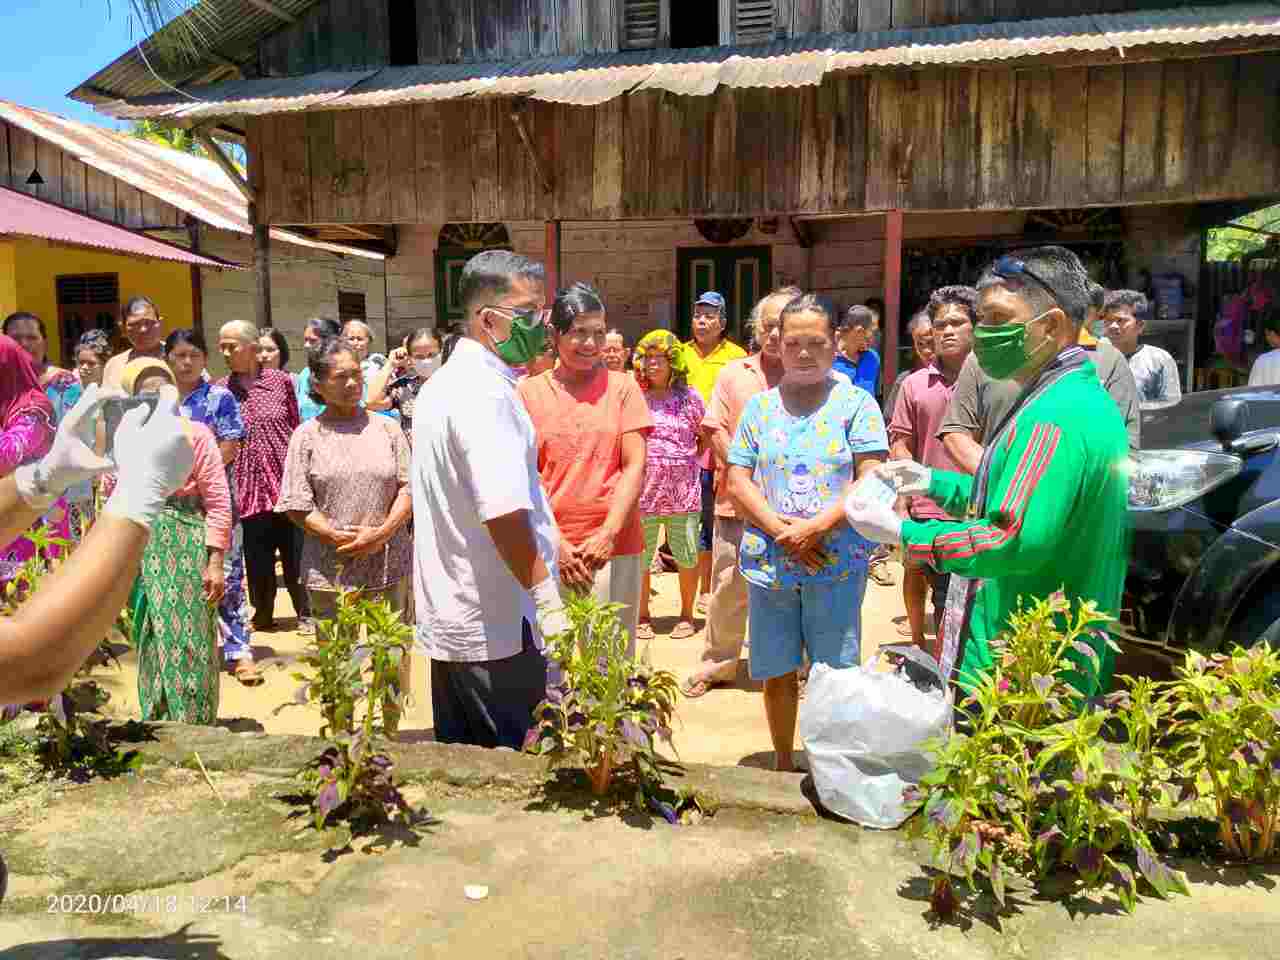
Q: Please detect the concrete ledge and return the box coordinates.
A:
[128,722,815,817]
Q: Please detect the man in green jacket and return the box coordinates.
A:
[847,246,1129,694]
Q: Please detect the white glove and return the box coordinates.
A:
[878,459,933,496]
[15,383,117,509]
[845,490,904,545]
[103,384,194,530]
[531,575,571,640]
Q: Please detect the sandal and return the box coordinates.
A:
[233,660,265,687]
[868,561,896,587]
[669,620,697,640]
[680,676,715,698]
[694,595,709,616]
[635,621,655,641]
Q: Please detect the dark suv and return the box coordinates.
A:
[1123,385,1280,659]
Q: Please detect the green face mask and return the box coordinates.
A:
[973,311,1055,380]
[491,308,548,367]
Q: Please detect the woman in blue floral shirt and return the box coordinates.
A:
[166,329,260,685]
[726,293,887,772]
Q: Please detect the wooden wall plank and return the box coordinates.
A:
[116,184,145,228]
[0,123,10,188]
[858,0,891,31]
[417,0,443,62]
[307,112,338,223]
[796,85,826,212]
[331,110,366,222]
[709,88,738,214]
[976,68,1015,209]
[582,0,612,53]
[440,0,472,62]
[557,0,582,53]
[908,70,946,209]
[953,0,994,22]
[276,114,313,223]
[259,112,287,224]
[1230,54,1279,198]
[364,0,390,66]
[475,0,502,59]
[385,106,416,222]
[592,97,624,218]
[1050,66,1087,207]
[362,107,392,222]
[10,126,36,196]
[1160,61,1190,196]
[832,74,867,211]
[531,0,557,55]
[683,96,711,215]
[529,99,558,220]
[1193,57,1234,201]
[558,105,596,219]
[865,71,902,209]
[471,100,501,221]
[941,68,977,210]
[85,166,115,221]
[1122,62,1163,201]
[768,88,800,214]
[813,0,837,33]
[501,0,530,58]
[34,136,62,207]
[892,0,923,28]
[653,94,685,216]
[62,155,87,213]
[1015,68,1053,207]
[439,101,474,221]
[923,0,950,25]
[623,92,656,218]
[414,103,445,224]
[775,0,794,37]
[498,106,530,222]
[1085,64,1124,204]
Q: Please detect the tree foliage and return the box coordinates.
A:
[1207,204,1280,263]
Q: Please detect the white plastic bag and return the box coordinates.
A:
[799,644,952,829]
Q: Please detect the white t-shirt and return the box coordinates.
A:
[1249,348,1280,387]
[411,337,560,662]
[1127,343,1182,409]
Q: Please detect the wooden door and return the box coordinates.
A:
[676,246,770,345]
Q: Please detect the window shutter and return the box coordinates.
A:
[56,273,119,306]
[622,0,661,50]
[735,0,775,44]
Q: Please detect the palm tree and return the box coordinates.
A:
[130,119,202,155]
[123,0,220,63]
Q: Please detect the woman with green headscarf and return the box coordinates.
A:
[633,330,706,641]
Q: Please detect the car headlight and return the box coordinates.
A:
[1125,449,1243,512]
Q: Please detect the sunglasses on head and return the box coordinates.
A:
[991,254,1063,310]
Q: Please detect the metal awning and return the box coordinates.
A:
[0,187,238,268]
[93,3,1280,119]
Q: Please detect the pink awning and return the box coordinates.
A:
[0,187,236,268]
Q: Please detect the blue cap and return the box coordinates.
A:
[695,291,726,311]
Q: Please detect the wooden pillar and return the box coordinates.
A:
[544,219,561,298]
[249,201,272,331]
[882,209,904,390]
[186,217,204,346]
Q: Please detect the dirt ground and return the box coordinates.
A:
[89,561,911,768]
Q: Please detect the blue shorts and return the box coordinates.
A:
[747,575,865,681]
[699,468,715,552]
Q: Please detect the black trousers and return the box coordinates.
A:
[241,512,310,626]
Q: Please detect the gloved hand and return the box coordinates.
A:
[845,488,904,545]
[14,383,118,509]
[531,575,571,640]
[103,384,194,530]
[878,459,933,496]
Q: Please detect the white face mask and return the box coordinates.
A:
[413,355,441,380]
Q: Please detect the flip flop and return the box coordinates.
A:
[635,621,656,641]
[669,621,697,640]
[680,675,718,699]
[233,660,265,687]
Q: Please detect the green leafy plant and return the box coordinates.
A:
[524,595,681,811]
[282,590,419,837]
[1164,645,1280,861]
[905,593,1189,920]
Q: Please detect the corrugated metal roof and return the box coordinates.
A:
[70,0,326,103]
[0,186,235,267]
[0,101,384,260]
[95,2,1280,116]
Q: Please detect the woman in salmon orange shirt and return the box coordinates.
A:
[517,283,652,655]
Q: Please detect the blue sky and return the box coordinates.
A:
[0,0,161,129]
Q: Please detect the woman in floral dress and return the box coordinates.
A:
[632,330,705,641]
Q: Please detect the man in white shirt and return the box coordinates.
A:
[412,250,567,749]
[1102,289,1182,409]
[1248,318,1280,386]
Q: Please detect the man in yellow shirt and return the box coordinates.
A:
[685,291,747,613]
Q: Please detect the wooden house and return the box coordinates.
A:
[0,101,386,370]
[70,0,1280,385]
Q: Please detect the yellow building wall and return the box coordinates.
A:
[4,239,193,364]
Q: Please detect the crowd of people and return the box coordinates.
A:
[0,242,1174,770]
